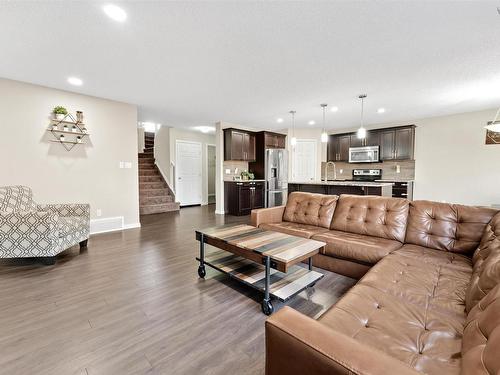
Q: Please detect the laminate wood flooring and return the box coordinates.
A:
[0,205,356,375]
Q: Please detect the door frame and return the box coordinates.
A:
[205,143,216,204]
[175,140,203,206]
[292,139,318,182]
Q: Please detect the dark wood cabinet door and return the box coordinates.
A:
[276,135,286,148]
[264,133,275,148]
[349,134,364,148]
[395,127,414,160]
[338,135,351,161]
[247,134,256,161]
[231,131,245,160]
[379,130,395,160]
[327,135,338,161]
[251,184,265,209]
[238,185,252,211]
[365,130,380,147]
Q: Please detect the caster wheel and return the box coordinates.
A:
[262,300,274,315]
[198,265,206,278]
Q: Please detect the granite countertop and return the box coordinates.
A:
[288,180,394,187]
[375,179,414,183]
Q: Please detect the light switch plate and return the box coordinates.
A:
[225,169,231,174]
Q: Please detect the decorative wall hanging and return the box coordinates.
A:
[485,107,500,145]
[47,110,90,151]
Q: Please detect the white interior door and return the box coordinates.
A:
[176,141,202,206]
[292,140,317,182]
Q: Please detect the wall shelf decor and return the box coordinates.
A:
[47,112,89,151]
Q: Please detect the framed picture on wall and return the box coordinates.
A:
[485,130,500,145]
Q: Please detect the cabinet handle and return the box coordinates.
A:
[401,183,408,187]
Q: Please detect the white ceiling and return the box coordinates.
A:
[1,1,499,131]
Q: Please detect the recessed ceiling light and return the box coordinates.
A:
[377,108,386,114]
[330,106,339,112]
[67,77,83,86]
[308,120,315,125]
[103,4,127,22]
[194,126,215,134]
[276,118,284,123]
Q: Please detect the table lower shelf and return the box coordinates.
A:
[197,249,324,302]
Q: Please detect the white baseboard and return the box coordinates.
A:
[90,217,141,234]
[214,210,226,215]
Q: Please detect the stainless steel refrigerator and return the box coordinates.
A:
[265,149,288,207]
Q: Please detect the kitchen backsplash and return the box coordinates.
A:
[223,160,249,181]
[321,160,415,181]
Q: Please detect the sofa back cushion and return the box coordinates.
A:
[465,213,500,312]
[405,200,497,254]
[330,195,409,242]
[283,192,338,229]
[461,284,500,375]
[0,186,35,213]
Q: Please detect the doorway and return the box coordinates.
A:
[206,144,216,205]
[176,140,202,206]
[292,139,317,182]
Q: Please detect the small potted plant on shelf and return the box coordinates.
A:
[53,106,68,121]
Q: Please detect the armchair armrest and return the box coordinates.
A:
[0,211,59,256]
[251,206,285,227]
[36,203,90,219]
[266,307,420,375]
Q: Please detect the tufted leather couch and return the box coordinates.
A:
[251,192,500,375]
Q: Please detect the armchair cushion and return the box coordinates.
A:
[0,186,36,213]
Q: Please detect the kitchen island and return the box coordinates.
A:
[288,180,393,197]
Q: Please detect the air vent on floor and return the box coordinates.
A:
[90,216,124,234]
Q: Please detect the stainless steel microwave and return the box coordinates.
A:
[349,146,379,163]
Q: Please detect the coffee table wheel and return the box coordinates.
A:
[262,300,274,315]
[198,265,206,278]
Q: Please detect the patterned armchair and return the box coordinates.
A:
[0,186,90,264]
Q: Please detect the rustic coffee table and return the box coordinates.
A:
[195,224,326,315]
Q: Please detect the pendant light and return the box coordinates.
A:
[485,107,500,132]
[320,103,328,143]
[290,110,297,146]
[357,94,367,139]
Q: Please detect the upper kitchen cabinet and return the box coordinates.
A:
[380,126,415,161]
[327,134,351,162]
[224,128,256,162]
[264,132,286,149]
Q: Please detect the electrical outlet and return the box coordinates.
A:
[339,169,343,174]
[124,162,132,169]
[396,165,401,174]
[225,169,231,174]
[96,209,102,217]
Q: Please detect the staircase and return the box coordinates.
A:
[139,132,180,215]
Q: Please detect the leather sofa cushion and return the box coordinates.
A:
[465,213,500,312]
[359,252,471,315]
[393,244,472,271]
[320,282,465,375]
[330,195,409,242]
[259,222,329,239]
[312,230,403,264]
[283,192,338,229]
[462,284,500,375]
[405,200,497,254]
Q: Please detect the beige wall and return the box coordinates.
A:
[154,127,215,205]
[330,108,500,206]
[0,78,140,231]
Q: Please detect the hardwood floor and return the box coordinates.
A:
[0,205,355,375]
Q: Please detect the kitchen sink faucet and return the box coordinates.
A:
[324,161,337,181]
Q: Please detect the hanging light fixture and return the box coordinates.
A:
[485,107,500,132]
[290,110,297,146]
[357,94,367,139]
[320,103,328,143]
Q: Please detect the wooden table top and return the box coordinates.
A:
[196,224,326,267]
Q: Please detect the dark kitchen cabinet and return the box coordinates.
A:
[224,128,256,161]
[365,130,380,147]
[224,181,265,216]
[327,134,351,162]
[380,126,415,161]
[349,134,364,148]
[264,132,286,149]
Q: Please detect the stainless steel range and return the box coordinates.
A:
[352,169,382,182]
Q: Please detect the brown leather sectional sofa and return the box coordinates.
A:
[251,192,500,375]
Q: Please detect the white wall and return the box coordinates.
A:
[0,78,140,231]
[412,109,500,206]
[157,128,215,205]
